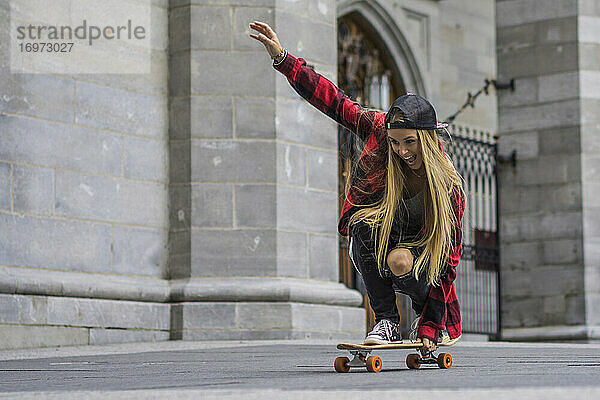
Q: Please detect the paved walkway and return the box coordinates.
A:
[1,340,599,399]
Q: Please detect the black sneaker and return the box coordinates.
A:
[363,319,402,345]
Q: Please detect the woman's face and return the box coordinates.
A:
[387,128,423,171]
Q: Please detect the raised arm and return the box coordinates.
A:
[249,21,380,142]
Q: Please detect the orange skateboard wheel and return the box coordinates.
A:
[437,352,452,369]
[334,356,351,373]
[406,353,421,369]
[365,355,382,373]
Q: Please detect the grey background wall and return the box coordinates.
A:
[0,0,171,348]
[3,0,596,349]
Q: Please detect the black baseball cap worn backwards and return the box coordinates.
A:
[385,92,448,131]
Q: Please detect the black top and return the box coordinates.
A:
[391,190,425,244]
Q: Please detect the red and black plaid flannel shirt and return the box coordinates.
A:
[274,52,465,343]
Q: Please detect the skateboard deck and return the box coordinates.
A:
[334,335,460,373]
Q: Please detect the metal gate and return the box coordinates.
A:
[445,125,499,336]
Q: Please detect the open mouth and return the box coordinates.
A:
[402,154,417,166]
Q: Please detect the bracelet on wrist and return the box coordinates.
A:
[273,48,287,66]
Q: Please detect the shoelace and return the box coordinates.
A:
[409,315,420,342]
[371,319,395,339]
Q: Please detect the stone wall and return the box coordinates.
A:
[438,0,497,130]
[0,0,504,349]
[497,0,600,340]
[168,0,363,341]
[0,0,171,348]
[0,0,365,350]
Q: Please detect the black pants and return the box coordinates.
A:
[349,220,430,325]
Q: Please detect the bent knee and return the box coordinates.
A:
[386,248,413,276]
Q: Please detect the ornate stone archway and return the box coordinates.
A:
[337,0,428,97]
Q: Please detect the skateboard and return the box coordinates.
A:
[334,335,460,373]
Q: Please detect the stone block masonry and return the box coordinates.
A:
[164,0,365,345]
[0,0,171,349]
[497,0,600,340]
[0,294,170,350]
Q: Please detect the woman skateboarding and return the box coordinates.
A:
[249,21,465,354]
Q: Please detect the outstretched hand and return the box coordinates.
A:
[249,21,283,59]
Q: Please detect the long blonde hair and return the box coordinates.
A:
[347,127,464,286]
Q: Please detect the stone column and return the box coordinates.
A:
[168,0,364,340]
[496,0,600,340]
